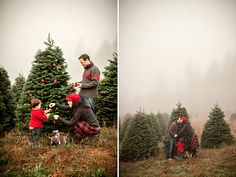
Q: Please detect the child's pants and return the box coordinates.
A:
[29,128,41,146]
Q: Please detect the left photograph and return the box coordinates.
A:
[0,0,117,176]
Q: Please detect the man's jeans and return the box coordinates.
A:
[80,96,95,112]
[167,134,175,159]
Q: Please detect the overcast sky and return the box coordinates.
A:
[120,0,236,118]
[0,0,117,83]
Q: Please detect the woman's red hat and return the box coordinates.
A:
[66,93,80,102]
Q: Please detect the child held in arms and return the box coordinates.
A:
[28,98,50,147]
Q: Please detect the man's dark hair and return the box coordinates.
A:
[79,54,90,61]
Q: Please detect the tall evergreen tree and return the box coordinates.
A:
[148,113,162,142]
[11,73,26,105]
[156,112,170,136]
[120,112,158,162]
[96,53,117,126]
[119,113,133,143]
[17,34,74,131]
[0,66,16,136]
[201,104,235,148]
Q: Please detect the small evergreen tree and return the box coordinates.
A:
[0,66,16,136]
[169,102,189,124]
[156,112,170,136]
[148,113,162,142]
[120,111,158,162]
[201,104,235,148]
[17,34,74,131]
[11,73,26,105]
[119,113,133,143]
[96,53,117,126]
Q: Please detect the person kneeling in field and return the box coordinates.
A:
[49,93,100,140]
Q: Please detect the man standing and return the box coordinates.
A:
[166,118,183,160]
[74,54,100,112]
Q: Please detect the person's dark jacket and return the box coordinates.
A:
[55,104,100,128]
[168,121,178,137]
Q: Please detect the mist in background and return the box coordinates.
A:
[120,0,236,118]
[0,0,117,83]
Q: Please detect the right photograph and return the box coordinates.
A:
[119,0,236,176]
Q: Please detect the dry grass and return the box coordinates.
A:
[120,144,236,177]
[0,127,117,177]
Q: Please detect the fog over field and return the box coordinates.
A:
[120,0,236,118]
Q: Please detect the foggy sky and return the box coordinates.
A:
[120,0,236,117]
[0,0,117,84]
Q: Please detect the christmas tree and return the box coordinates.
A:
[17,34,74,131]
[0,66,16,136]
[119,113,133,143]
[120,112,158,162]
[11,73,26,105]
[201,104,235,148]
[96,53,117,126]
[169,102,189,124]
[156,112,170,136]
[147,113,162,142]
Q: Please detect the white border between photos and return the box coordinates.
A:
[117,0,119,176]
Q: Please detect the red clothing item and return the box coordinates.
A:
[176,141,184,153]
[73,121,100,140]
[29,108,48,128]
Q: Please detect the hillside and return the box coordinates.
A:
[120,143,236,177]
[0,127,117,177]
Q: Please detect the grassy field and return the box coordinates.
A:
[120,144,236,177]
[0,127,117,177]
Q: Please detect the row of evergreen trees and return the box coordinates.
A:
[0,67,16,136]
[0,35,117,137]
[119,112,170,161]
[120,103,235,162]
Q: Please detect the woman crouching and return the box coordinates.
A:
[50,93,100,140]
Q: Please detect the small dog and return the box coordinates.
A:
[48,130,68,145]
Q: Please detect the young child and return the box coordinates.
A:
[28,98,50,147]
[176,137,185,158]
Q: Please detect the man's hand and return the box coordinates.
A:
[174,134,178,138]
[54,115,59,120]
